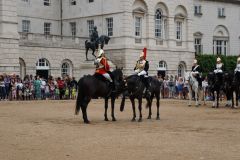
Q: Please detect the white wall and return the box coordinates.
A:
[193,0,240,55]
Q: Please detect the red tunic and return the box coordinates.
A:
[95,57,110,74]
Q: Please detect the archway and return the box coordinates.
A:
[36,58,50,79]
[19,58,26,79]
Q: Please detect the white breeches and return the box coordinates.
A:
[214,69,223,73]
[134,70,147,76]
[102,73,113,82]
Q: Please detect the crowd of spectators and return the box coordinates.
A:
[0,74,78,101]
[158,75,210,100]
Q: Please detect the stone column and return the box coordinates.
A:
[0,0,20,75]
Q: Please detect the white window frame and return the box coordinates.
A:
[87,20,94,36]
[44,23,51,35]
[70,22,76,37]
[155,9,163,39]
[44,0,50,6]
[218,8,225,17]
[213,40,228,56]
[61,62,70,77]
[106,18,113,37]
[36,58,49,70]
[195,38,202,55]
[176,21,182,41]
[135,16,142,37]
[22,20,30,33]
[194,5,202,15]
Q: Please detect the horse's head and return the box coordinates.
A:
[104,36,110,44]
[112,67,125,92]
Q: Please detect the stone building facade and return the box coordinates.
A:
[0,0,240,79]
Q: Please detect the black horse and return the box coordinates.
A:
[85,35,110,61]
[232,72,240,108]
[223,72,234,108]
[75,68,124,123]
[146,76,161,120]
[120,75,152,122]
[208,72,223,108]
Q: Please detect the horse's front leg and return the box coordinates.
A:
[138,97,143,122]
[212,91,216,108]
[85,48,89,61]
[104,98,109,121]
[147,95,153,119]
[235,90,239,108]
[216,90,220,108]
[111,96,116,121]
[188,87,192,106]
[92,49,96,58]
[130,97,136,121]
[195,89,199,106]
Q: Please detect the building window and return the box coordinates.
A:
[218,8,225,17]
[176,21,182,40]
[135,17,141,37]
[61,63,70,77]
[178,64,185,77]
[195,38,202,55]
[70,0,76,5]
[89,0,94,3]
[155,9,163,38]
[44,0,50,6]
[87,20,94,36]
[106,18,113,36]
[44,23,51,35]
[70,22,76,37]
[164,19,168,39]
[194,5,202,15]
[37,58,49,67]
[22,20,30,33]
[213,40,228,56]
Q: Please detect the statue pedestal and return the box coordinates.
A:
[80,61,95,77]
[79,60,116,78]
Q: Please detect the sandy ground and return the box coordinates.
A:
[0,99,240,160]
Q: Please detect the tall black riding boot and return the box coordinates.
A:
[143,77,150,98]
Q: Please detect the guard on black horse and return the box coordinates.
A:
[232,57,240,108]
[94,49,115,92]
[91,26,99,45]
[214,57,225,86]
[133,49,150,97]
[191,59,202,88]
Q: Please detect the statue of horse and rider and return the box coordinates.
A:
[85,26,110,61]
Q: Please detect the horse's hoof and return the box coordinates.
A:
[212,106,215,108]
[156,117,160,120]
[104,118,109,121]
[138,119,142,122]
[131,118,136,122]
[188,105,191,107]
[112,118,117,121]
[84,120,90,124]
[147,116,151,119]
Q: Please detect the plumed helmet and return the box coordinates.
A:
[139,52,144,58]
[193,59,197,64]
[237,57,240,62]
[98,49,104,57]
[217,57,221,62]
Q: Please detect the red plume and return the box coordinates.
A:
[143,48,147,60]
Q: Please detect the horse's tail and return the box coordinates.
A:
[75,78,84,115]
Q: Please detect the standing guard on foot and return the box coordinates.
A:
[134,48,150,96]
[192,59,202,88]
[95,49,115,92]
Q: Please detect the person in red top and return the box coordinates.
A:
[95,49,115,91]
